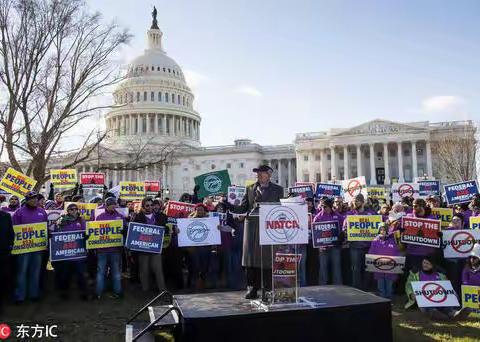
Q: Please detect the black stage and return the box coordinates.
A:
[149,285,392,342]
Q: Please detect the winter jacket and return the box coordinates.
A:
[0,211,14,254]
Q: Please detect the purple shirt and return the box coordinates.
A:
[419,271,442,281]
[57,217,86,232]
[405,213,437,256]
[12,205,48,225]
[368,235,401,280]
[462,209,473,229]
[462,267,480,286]
[1,205,19,213]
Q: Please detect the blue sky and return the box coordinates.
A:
[86,0,480,146]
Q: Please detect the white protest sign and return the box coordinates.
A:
[341,176,368,203]
[177,216,221,247]
[95,207,129,219]
[442,229,480,258]
[411,281,459,307]
[259,203,308,246]
[227,186,246,206]
[365,254,405,274]
[391,183,420,202]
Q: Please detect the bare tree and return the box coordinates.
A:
[0,0,131,190]
[431,125,478,182]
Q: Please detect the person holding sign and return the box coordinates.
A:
[442,213,467,295]
[12,191,48,303]
[462,243,480,286]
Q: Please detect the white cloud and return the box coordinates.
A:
[184,69,210,90]
[235,85,263,97]
[421,95,466,114]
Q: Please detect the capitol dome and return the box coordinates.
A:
[105,12,201,148]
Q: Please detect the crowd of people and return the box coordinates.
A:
[0,169,479,322]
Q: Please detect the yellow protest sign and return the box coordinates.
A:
[346,215,382,241]
[50,169,77,189]
[12,222,48,255]
[461,285,480,318]
[245,179,256,187]
[367,187,386,200]
[0,167,37,199]
[86,220,123,250]
[471,217,480,229]
[64,202,98,221]
[119,181,145,200]
[431,207,453,228]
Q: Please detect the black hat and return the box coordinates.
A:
[252,165,273,173]
[25,191,38,200]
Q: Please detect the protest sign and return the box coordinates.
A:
[245,179,256,187]
[49,231,87,262]
[414,176,436,182]
[86,220,123,250]
[119,181,145,200]
[365,254,405,274]
[411,281,459,307]
[227,185,246,205]
[391,183,420,202]
[144,180,161,197]
[50,169,77,189]
[272,253,299,304]
[288,184,314,199]
[80,172,105,190]
[401,217,442,248]
[346,215,382,241]
[417,180,441,197]
[342,176,367,202]
[177,217,221,247]
[367,187,386,200]
[444,180,479,206]
[12,223,48,255]
[165,201,195,218]
[46,209,63,232]
[442,229,480,258]
[471,217,480,229]
[461,285,480,318]
[259,204,309,245]
[194,170,231,198]
[295,182,315,190]
[125,222,165,253]
[64,202,97,221]
[315,183,342,198]
[312,221,339,248]
[431,207,453,228]
[0,167,37,199]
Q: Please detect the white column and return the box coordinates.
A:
[383,143,390,185]
[397,142,404,182]
[411,141,418,180]
[320,149,326,182]
[343,145,349,180]
[278,159,283,187]
[356,144,362,177]
[122,168,126,182]
[287,159,293,187]
[369,143,377,185]
[163,163,168,190]
[129,115,134,135]
[308,152,315,183]
[113,165,119,186]
[138,114,144,134]
[330,146,337,180]
[426,140,433,177]
[146,114,151,134]
[154,114,159,134]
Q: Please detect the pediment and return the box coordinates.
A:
[332,119,426,136]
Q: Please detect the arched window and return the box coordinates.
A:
[165,92,169,103]
[136,92,140,102]
[143,92,147,101]
[171,93,175,103]
[163,67,166,72]
[168,68,171,73]
[157,66,160,71]
[150,91,154,101]
[151,66,154,71]
[182,96,185,106]
[158,92,162,102]
[177,94,180,104]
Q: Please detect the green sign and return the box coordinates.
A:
[194,170,231,198]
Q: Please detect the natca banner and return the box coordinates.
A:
[64,202,97,221]
[431,207,453,228]
[342,176,367,202]
[119,181,146,200]
[400,217,442,248]
[391,182,420,202]
[86,220,123,250]
[165,201,195,218]
[367,187,386,200]
[312,221,339,248]
[259,204,309,245]
[444,180,479,206]
[442,229,480,258]
[0,167,37,199]
[194,170,231,198]
[411,281,459,307]
[315,183,341,199]
[417,180,441,197]
[346,215,382,242]
[12,222,48,255]
[227,185,246,205]
[49,231,87,262]
[145,180,160,197]
[50,169,77,189]
[125,222,164,253]
[177,217,221,247]
[471,217,480,229]
[80,172,105,190]
[461,285,480,318]
[288,185,314,199]
[365,254,406,274]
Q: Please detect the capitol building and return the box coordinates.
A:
[64,14,474,199]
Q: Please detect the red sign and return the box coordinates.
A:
[451,231,476,254]
[400,217,442,248]
[422,282,448,303]
[165,201,195,218]
[80,172,105,189]
[398,184,414,198]
[145,180,161,196]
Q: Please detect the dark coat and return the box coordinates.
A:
[0,211,14,255]
[235,181,284,268]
